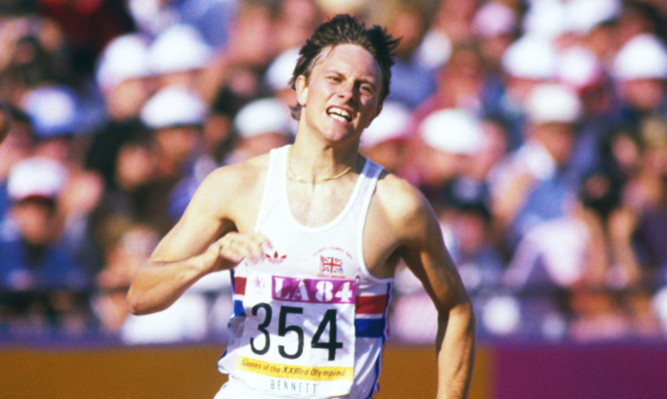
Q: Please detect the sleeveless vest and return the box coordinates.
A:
[217,145,393,398]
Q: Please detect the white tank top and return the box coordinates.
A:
[217,145,394,399]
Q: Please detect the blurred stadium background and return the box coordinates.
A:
[1,0,666,397]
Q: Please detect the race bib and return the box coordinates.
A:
[235,272,357,397]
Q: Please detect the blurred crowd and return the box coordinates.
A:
[0,0,665,345]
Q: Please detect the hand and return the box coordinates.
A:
[207,232,272,271]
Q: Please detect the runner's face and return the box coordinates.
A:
[296,44,383,144]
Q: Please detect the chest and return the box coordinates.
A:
[286,181,354,227]
[232,164,400,280]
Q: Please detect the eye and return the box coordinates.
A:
[327,75,342,83]
[360,84,375,95]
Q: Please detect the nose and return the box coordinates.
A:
[336,82,355,102]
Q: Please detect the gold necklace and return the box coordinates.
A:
[287,151,354,184]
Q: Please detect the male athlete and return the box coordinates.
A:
[128,14,475,399]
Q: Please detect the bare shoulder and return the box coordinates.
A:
[186,153,270,230]
[366,170,440,258]
[373,171,435,230]
[201,153,270,195]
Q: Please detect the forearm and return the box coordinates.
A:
[127,254,209,315]
[435,300,476,399]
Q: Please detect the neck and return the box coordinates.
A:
[288,135,361,184]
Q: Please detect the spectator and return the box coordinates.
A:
[359,101,410,174]
[438,181,506,340]
[558,45,617,176]
[467,116,510,183]
[147,23,214,93]
[611,33,667,131]
[86,33,153,189]
[125,0,235,48]
[0,157,91,337]
[428,0,478,48]
[263,46,300,102]
[21,84,105,277]
[199,0,279,104]
[471,1,519,78]
[138,85,212,228]
[0,14,72,102]
[440,182,504,293]
[261,46,300,131]
[273,0,323,55]
[0,105,34,225]
[615,1,664,48]
[376,0,437,109]
[410,41,490,125]
[489,83,583,251]
[414,107,485,202]
[95,125,157,227]
[38,0,135,76]
[226,97,293,164]
[91,216,158,337]
[495,34,560,149]
[615,126,667,280]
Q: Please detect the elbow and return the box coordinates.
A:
[442,297,476,334]
[126,285,151,315]
[126,283,172,315]
[460,300,477,342]
[457,297,476,329]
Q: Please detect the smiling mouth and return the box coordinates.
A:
[327,107,352,122]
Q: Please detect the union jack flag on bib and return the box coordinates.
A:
[320,255,344,276]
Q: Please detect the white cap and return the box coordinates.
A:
[264,47,300,92]
[96,33,150,91]
[525,84,582,125]
[420,108,484,154]
[234,98,291,138]
[148,24,213,75]
[565,0,621,34]
[21,85,79,138]
[522,0,567,40]
[558,46,604,90]
[361,101,410,149]
[612,34,667,80]
[7,157,67,202]
[415,30,452,71]
[140,86,208,129]
[472,1,518,38]
[501,34,558,80]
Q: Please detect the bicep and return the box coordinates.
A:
[400,204,468,314]
[149,172,235,262]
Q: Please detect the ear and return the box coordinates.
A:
[295,75,309,107]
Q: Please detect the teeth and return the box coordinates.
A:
[328,107,351,121]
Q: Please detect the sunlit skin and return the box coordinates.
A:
[127,36,474,399]
[295,44,383,149]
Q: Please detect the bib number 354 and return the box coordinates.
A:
[250,304,343,361]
